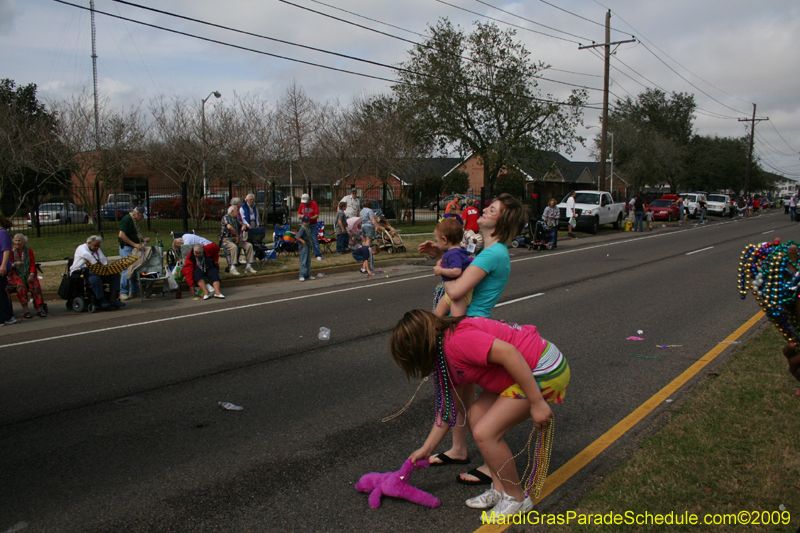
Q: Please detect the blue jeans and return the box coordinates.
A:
[299,243,311,278]
[309,229,321,258]
[699,209,706,223]
[119,245,139,295]
[634,211,644,231]
[88,272,120,300]
[790,207,796,221]
[336,233,349,253]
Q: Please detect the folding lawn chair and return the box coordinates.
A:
[247,227,271,267]
[273,224,298,256]
[317,221,334,254]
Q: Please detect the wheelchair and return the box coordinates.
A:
[58,258,114,313]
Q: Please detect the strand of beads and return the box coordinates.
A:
[739,239,800,344]
[432,334,456,427]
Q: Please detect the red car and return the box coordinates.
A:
[646,199,681,221]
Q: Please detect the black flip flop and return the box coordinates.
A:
[428,452,470,466]
[457,468,492,485]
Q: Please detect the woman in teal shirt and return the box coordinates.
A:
[418,193,524,485]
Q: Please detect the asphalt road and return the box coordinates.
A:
[0,213,794,533]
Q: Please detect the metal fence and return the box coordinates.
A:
[15,182,492,239]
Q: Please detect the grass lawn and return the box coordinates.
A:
[548,325,800,533]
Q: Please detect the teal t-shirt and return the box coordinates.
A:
[465,242,510,318]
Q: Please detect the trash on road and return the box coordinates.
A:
[218,402,243,411]
[629,354,660,359]
[318,327,331,340]
[657,344,682,349]
[637,330,643,334]
[317,273,324,278]
[626,336,645,341]
[665,399,673,403]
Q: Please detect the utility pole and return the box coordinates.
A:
[738,104,768,195]
[579,11,635,193]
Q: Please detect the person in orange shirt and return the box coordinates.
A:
[445,194,462,215]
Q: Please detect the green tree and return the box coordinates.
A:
[442,170,469,196]
[0,79,69,229]
[394,19,586,196]
[606,88,696,192]
[685,134,772,195]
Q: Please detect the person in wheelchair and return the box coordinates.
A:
[70,235,125,309]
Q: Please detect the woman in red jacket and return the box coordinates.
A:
[181,242,225,300]
[8,234,46,318]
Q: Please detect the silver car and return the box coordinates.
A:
[27,202,90,226]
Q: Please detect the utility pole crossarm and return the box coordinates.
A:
[577,38,636,50]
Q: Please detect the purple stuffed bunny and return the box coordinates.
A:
[355,459,441,509]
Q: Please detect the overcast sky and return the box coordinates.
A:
[2,0,799,178]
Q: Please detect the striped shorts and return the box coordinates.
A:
[499,341,570,404]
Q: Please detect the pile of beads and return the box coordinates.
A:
[739,238,800,343]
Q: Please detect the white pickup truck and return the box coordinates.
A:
[557,190,626,234]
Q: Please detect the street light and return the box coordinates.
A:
[201,91,222,195]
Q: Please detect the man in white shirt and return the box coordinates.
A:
[566,191,577,239]
[342,189,360,218]
[70,235,124,309]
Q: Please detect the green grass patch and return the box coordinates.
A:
[549,326,800,532]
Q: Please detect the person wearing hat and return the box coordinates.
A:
[445,194,462,215]
[118,205,147,299]
[298,192,322,260]
[341,189,360,218]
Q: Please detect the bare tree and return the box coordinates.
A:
[53,92,145,227]
[350,93,430,202]
[311,100,364,201]
[276,81,323,192]
[146,96,208,227]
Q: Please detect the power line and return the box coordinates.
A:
[304,0,603,80]
[472,0,592,42]
[768,121,800,153]
[55,0,602,111]
[278,0,603,92]
[755,128,797,157]
[433,0,582,44]
[599,5,754,108]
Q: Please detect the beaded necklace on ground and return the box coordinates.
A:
[739,238,800,343]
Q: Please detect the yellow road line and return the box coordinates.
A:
[474,310,765,532]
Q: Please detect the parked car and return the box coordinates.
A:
[556,190,626,234]
[428,194,480,211]
[257,190,289,225]
[27,202,90,226]
[681,192,707,218]
[646,199,681,221]
[100,193,141,221]
[705,194,731,217]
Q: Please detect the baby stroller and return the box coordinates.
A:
[129,245,172,300]
[373,221,406,253]
[531,221,557,251]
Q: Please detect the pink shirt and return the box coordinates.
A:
[443,317,547,393]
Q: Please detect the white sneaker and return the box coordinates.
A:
[299,277,305,282]
[308,275,316,280]
[486,492,533,520]
[5,317,17,326]
[245,266,257,274]
[316,256,322,261]
[120,294,131,301]
[465,486,501,509]
[213,293,225,299]
[229,266,240,276]
[203,294,212,300]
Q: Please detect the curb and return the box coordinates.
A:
[41,257,428,301]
